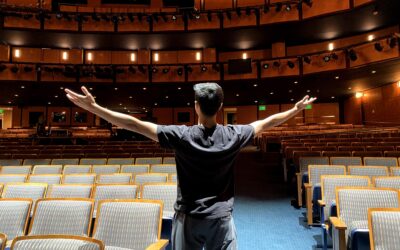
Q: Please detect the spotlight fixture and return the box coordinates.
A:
[285,4,291,11]
[153,13,159,22]
[273,61,280,67]
[303,0,313,7]
[128,13,134,22]
[138,65,146,74]
[207,11,212,22]
[11,65,19,73]
[23,14,33,20]
[137,13,143,22]
[236,8,242,17]
[146,15,152,23]
[303,56,311,64]
[372,5,379,15]
[263,5,270,13]
[331,53,338,60]
[200,64,208,72]
[262,63,269,69]
[323,55,330,62]
[118,14,125,22]
[162,67,170,74]
[347,49,357,61]
[194,11,201,19]
[217,11,224,20]
[91,13,100,22]
[171,15,177,21]
[115,68,125,74]
[246,7,251,16]
[212,63,220,72]
[388,37,397,48]
[177,67,184,76]
[225,10,231,20]
[63,13,72,21]
[374,42,384,52]
[111,15,119,23]
[100,14,110,21]
[151,66,158,74]
[128,66,136,74]
[55,12,63,19]
[287,60,295,69]
[275,3,282,12]
[185,65,193,73]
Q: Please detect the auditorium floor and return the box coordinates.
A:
[233,146,322,250]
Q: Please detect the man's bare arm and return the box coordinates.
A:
[250,95,317,135]
[65,86,158,141]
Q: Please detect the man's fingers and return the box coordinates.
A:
[65,88,85,99]
[301,95,309,102]
[81,86,91,97]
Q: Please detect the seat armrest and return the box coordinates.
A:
[330,217,347,230]
[318,200,326,207]
[146,239,169,250]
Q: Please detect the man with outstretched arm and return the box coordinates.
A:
[65,83,316,250]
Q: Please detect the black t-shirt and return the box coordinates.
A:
[157,124,255,219]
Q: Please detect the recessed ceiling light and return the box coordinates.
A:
[142,107,146,110]
[114,88,118,90]
[367,34,374,41]
[143,87,147,90]
[307,90,310,93]
[348,87,352,90]
[331,96,335,99]
[154,103,158,106]
[54,95,58,98]
[187,102,190,106]
[270,92,274,95]
[335,76,339,79]
[60,87,64,90]
[48,102,51,105]
[14,94,18,97]
[21,86,25,89]
[165,96,169,99]
[253,84,258,87]
[178,87,181,90]
[129,96,133,99]
[236,93,240,97]
[371,70,376,74]
[119,103,122,106]
[124,107,127,109]
[89,87,93,90]
[8,101,11,104]
[294,81,298,84]
[254,100,258,103]
[290,98,294,101]
[288,89,292,93]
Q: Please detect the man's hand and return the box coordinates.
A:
[295,95,317,110]
[65,86,96,112]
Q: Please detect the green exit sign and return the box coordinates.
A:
[305,104,312,110]
[258,105,266,111]
[0,109,4,114]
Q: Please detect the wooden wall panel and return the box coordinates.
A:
[203,48,217,63]
[44,15,78,31]
[0,64,37,81]
[363,87,385,124]
[204,0,233,10]
[187,64,220,82]
[344,96,362,125]
[152,66,185,83]
[350,41,399,68]
[118,19,150,32]
[111,51,137,65]
[153,16,185,32]
[153,108,173,124]
[4,16,40,29]
[259,8,299,25]
[236,105,257,124]
[85,51,112,64]
[272,42,286,58]
[40,66,77,82]
[6,0,38,6]
[258,104,280,120]
[71,107,95,126]
[21,106,46,128]
[304,103,339,124]
[223,62,258,80]
[138,50,150,65]
[287,26,398,56]
[0,45,10,62]
[153,51,178,65]
[187,13,220,30]
[303,51,346,74]
[12,48,41,63]
[173,107,195,125]
[116,66,149,82]
[302,0,349,19]
[260,58,300,78]
[62,49,83,65]
[12,106,22,128]
[223,12,257,28]
[219,50,271,62]
[237,0,265,7]
[82,20,114,32]
[177,50,202,64]
[42,49,60,64]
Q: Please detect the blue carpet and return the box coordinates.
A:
[234,196,321,250]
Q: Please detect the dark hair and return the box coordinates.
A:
[193,82,224,116]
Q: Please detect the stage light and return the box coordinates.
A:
[226,10,231,20]
[152,14,159,23]
[87,52,93,62]
[194,11,201,19]
[177,67,184,76]
[138,65,146,74]
[23,66,33,72]
[323,55,330,62]
[212,63,220,72]
[128,66,136,74]
[389,37,397,48]
[242,53,247,60]
[374,42,384,52]
[355,92,363,98]
[154,52,159,62]
[303,0,313,7]
[196,52,201,61]
[162,67,170,74]
[368,34,374,41]
[185,65,192,73]
[14,49,21,58]
[160,12,168,22]
[328,43,334,51]
[287,61,295,68]
[372,5,379,15]
[55,12,63,20]
[137,13,143,22]
[128,13,134,22]
[130,53,136,62]
[171,15,177,21]
[273,61,280,67]
[118,15,125,22]
[11,65,19,73]
[331,53,338,60]
[262,63,269,69]
[0,64,6,72]
[275,3,282,12]
[303,56,311,64]
[236,8,242,17]
[348,49,357,61]
[397,81,400,88]
[152,66,158,74]
[285,4,291,11]
[62,51,68,61]
[201,65,208,72]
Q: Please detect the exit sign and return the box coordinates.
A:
[0,109,4,114]
[305,104,312,110]
[258,105,266,111]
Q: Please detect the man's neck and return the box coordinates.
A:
[198,116,217,128]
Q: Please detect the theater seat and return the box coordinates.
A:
[10,235,104,250]
[0,199,32,244]
[368,208,400,250]
[373,176,400,189]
